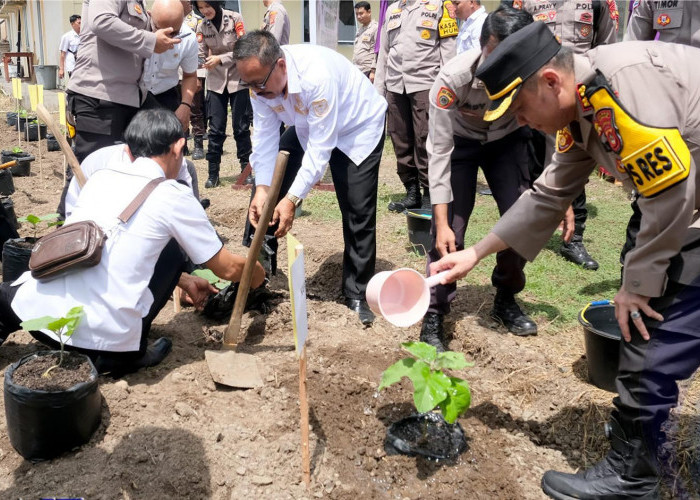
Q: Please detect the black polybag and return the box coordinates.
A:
[2,237,32,282]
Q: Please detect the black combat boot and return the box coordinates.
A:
[560,221,599,270]
[205,162,220,188]
[420,187,431,211]
[192,136,205,160]
[420,312,446,352]
[541,416,660,500]
[490,289,537,336]
[388,180,421,213]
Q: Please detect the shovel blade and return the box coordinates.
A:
[205,350,265,389]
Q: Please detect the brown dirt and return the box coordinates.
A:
[10,351,94,391]
[0,97,697,499]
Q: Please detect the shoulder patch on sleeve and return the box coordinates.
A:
[556,127,574,153]
[436,86,456,109]
[235,21,245,38]
[312,99,330,118]
[269,11,277,25]
[196,32,204,43]
[512,0,523,9]
[606,0,620,30]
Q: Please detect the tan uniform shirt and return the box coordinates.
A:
[625,0,700,47]
[427,49,519,204]
[261,2,291,45]
[514,0,618,53]
[492,42,700,298]
[185,11,206,78]
[68,0,156,108]
[197,9,246,94]
[374,0,457,95]
[352,20,379,73]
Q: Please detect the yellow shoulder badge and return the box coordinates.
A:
[556,127,574,153]
[438,1,458,38]
[587,86,690,198]
[436,86,456,109]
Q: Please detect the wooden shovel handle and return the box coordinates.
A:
[0,160,17,170]
[223,151,290,347]
[36,104,86,187]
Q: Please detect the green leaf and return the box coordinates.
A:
[378,358,415,391]
[401,341,437,363]
[12,146,22,153]
[439,377,472,424]
[47,220,65,228]
[20,315,59,332]
[412,366,450,413]
[192,268,220,285]
[215,280,231,290]
[19,214,41,226]
[434,351,474,371]
[38,213,60,222]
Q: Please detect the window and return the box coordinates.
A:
[303,1,358,45]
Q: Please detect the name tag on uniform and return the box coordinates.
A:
[623,136,688,197]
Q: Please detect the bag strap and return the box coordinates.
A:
[118,177,166,223]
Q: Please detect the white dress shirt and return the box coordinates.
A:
[59,29,81,73]
[456,5,487,54]
[249,44,388,199]
[143,24,198,95]
[12,159,221,352]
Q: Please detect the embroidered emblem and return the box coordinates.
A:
[269,11,277,25]
[548,10,556,21]
[594,108,623,154]
[424,4,438,11]
[580,25,592,37]
[421,19,435,28]
[513,0,523,9]
[391,7,402,14]
[657,13,671,26]
[134,3,143,15]
[272,105,284,113]
[534,13,548,22]
[235,21,245,38]
[312,99,330,117]
[421,29,431,39]
[577,84,592,112]
[436,86,456,109]
[580,12,593,23]
[196,32,204,43]
[606,0,619,30]
[294,95,308,115]
[387,20,400,30]
[632,0,640,9]
[556,127,574,153]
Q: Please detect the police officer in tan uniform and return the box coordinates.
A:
[507,0,619,271]
[59,0,181,219]
[261,0,291,45]
[375,0,457,212]
[433,21,700,499]
[184,1,207,160]
[626,0,700,46]
[195,1,252,188]
[419,6,537,351]
[352,2,378,80]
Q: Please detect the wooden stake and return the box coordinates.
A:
[299,348,311,487]
[38,118,43,190]
[173,287,182,313]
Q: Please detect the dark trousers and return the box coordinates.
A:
[427,129,531,315]
[386,89,430,189]
[57,92,139,218]
[613,276,700,455]
[243,126,383,299]
[0,239,185,360]
[206,88,252,166]
[143,86,180,112]
[188,77,207,138]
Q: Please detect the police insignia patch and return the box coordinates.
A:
[424,4,438,10]
[534,13,548,22]
[312,99,330,118]
[421,29,431,39]
[556,127,574,153]
[421,20,435,28]
[294,96,308,115]
[580,25,592,37]
[577,84,592,112]
[657,13,671,26]
[269,11,277,25]
[513,0,523,8]
[436,86,456,109]
[235,21,245,37]
[606,0,619,30]
[196,32,204,43]
[594,108,623,154]
[580,12,592,23]
[134,3,143,14]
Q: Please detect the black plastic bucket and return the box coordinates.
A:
[385,412,467,460]
[578,301,621,393]
[406,209,432,256]
[1,151,33,177]
[6,112,17,127]
[1,196,19,230]
[46,133,60,152]
[2,237,34,282]
[24,123,47,142]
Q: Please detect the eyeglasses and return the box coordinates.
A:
[238,59,279,91]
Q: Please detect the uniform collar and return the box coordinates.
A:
[283,46,301,95]
[124,157,167,180]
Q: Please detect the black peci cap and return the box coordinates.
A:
[476,22,561,122]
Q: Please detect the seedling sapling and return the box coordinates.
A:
[378,341,473,424]
[20,306,84,378]
[192,268,231,290]
[17,212,62,239]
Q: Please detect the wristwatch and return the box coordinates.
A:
[286,193,303,207]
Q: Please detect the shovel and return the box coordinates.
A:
[35,104,87,187]
[205,150,289,389]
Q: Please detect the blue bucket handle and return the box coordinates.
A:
[580,299,614,326]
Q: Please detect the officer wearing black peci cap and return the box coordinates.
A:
[430,20,700,500]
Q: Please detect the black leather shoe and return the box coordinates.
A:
[420,312,446,352]
[541,417,660,500]
[192,147,205,160]
[560,241,599,270]
[490,290,537,336]
[204,175,220,188]
[345,298,374,326]
[95,337,173,377]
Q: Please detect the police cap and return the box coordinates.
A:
[476,22,561,122]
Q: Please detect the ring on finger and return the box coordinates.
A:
[630,310,642,320]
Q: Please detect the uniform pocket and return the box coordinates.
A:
[574,9,594,42]
[653,7,683,30]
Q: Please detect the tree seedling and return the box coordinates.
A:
[192,268,231,290]
[18,213,62,239]
[378,342,473,424]
[20,306,84,378]
[11,146,23,154]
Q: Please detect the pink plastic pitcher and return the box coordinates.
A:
[366,268,448,327]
